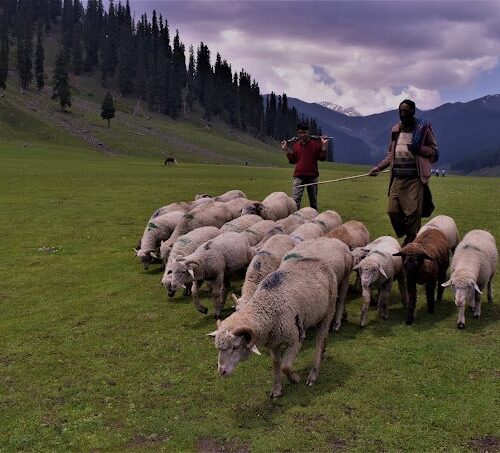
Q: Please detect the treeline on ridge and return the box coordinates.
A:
[0,0,322,139]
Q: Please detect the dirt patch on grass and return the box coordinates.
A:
[125,433,169,449]
[196,436,249,453]
[330,437,348,452]
[468,436,500,452]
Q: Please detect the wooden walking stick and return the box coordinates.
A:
[297,169,390,188]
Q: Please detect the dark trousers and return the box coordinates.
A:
[292,176,318,210]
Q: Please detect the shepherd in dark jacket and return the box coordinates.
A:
[280,122,328,210]
[369,99,438,245]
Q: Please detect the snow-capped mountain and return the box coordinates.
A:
[317,101,362,117]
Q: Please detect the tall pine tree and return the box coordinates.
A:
[101,91,115,127]
[35,23,45,91]
[0,20,8,90]
[52,49,71,110]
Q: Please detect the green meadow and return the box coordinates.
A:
[1,89,499,451]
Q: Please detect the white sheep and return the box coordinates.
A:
[242,192,297,221]
[286,237,353,332]
[240,220,278,247]
[195,190,247,202]
[290,222,324,244]
[149,202,191,219]
[169,232,255,319]
[163,201,234,248]
[311,210,343,234]
[136,210,184,269]
[220,214,263,233]
[324,220,370,250]
[232,234,296,310]
[208,238,342,398]
[160,226,221,297]
[353,236,407,327]
[418,215,460,252]
[442,230,497,329]
[276,207,318,234]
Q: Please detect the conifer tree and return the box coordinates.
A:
[185,45,195,111]
[35,24,45,91]
[49,0,62,24]
[0,27,8,90]
[167,30,186,119]
[16,26,34,89]
[52,49,71,110]
[101,91,115,127]
[72,23,83,74]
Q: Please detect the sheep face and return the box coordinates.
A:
[169,260,194,292]
[241,202,264,217]
[395,251,432,273]
[161,270,176,298]
[208,328,261,377]
[137,249,158,270]
[442,279,481,307]
[358,263,388,287]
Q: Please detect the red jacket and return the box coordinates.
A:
[287,139,327,177]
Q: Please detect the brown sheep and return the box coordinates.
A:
[394,229,450,325]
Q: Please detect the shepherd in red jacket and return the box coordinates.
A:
[280,122,328,210]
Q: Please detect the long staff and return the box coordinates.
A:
[296,169,390,188]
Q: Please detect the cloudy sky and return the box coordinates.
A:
[130,1,500,115]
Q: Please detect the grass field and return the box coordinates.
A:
[1,134,499,452]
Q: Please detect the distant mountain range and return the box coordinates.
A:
[287,94,500,169]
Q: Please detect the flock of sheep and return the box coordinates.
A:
[135,189,498,398]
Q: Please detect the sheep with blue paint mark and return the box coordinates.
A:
[208,237,342,398]
[232,234,296,310]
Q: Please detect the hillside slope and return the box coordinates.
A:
[0,75,287,167]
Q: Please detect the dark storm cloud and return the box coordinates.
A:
[129,1,500,113]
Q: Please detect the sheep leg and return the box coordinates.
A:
[192,280,208,314]
[370,287,379,307]
[425,279,436,314]
[473,291,482,319]
[405,276,417,325]
[307,301,336,386]
[359,286,372,328]
[378,279,392,320]
[269,349,284,399]
[281,343,301,385]
[397,273,408,307]
[487,278,493,304]
[211,276,225,320]
[354,270,361,293]
[332,276,349,332]
[456,302,466,329]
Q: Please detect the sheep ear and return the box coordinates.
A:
[231,293,239,305]
[134,249,138,256]
[441,280,451,287]
[149,251,158,259]
[393,252,404,257]
[379,266,388,279]
[188,269,195,280]
[353,263,360,270]
[250,344,261,355]
[474,283,483,294]
[206,330,218,337]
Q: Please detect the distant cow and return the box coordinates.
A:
[164,157,177,166]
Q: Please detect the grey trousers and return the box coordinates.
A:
[292,176,318,210]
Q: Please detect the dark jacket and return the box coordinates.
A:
[375,122,438,185]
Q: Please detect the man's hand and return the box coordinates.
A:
[280,140,288,151]
[368,166,380,176]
